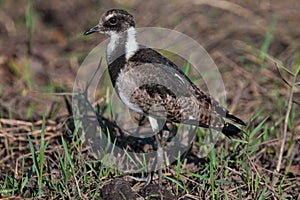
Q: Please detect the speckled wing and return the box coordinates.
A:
[116,62,221,129]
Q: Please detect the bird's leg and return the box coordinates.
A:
[149,117,165,189]
[127,117,165,190]
[154,134,163,188]
[127,172,151,186]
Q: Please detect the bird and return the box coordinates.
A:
[84,8,245,137]
[83,8,246,186]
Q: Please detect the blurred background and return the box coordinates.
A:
[0,0,299,120]
[0,0,299,198]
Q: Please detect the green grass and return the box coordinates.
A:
[1,59,299,200]
[259,17,277,63]
[1,4,300,198]
[25,0,34,55]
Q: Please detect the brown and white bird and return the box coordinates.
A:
[84,8,245,139]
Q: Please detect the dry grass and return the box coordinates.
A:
[0,0,299,199]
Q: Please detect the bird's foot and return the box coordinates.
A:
[127,173,152,188]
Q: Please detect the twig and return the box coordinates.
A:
[276,73,296,173]
[0,118,33,126]
[0,11,16,35]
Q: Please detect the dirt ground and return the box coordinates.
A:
[0,0,299,199]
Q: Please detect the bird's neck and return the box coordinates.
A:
[106,27,139,64]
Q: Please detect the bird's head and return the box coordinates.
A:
[84,9,135,36]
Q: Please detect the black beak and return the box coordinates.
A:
[83,24,102,35]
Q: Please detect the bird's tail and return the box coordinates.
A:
[226,113,246,126]
[221,122,244,139]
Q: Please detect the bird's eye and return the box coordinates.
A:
[109,17,118,25]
